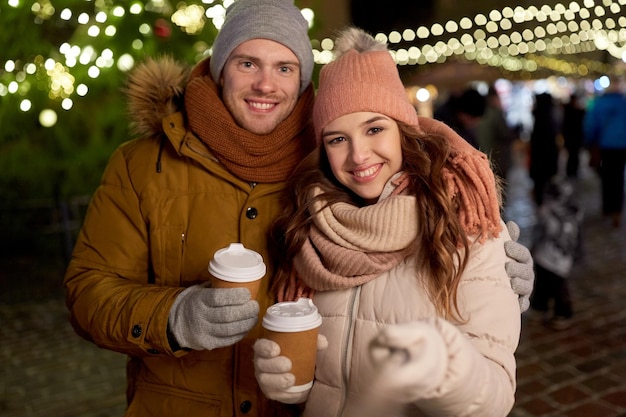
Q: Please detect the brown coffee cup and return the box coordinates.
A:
[208,243,266,300]
[262,298,323,392]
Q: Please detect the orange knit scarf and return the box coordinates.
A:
[418,116,502,241]
[184,59,315,183]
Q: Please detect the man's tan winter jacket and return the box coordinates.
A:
[64,59,297,417]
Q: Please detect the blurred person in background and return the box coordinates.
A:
[530,177,583,330]
[529,92,560,206]
[561,93,586,178]
[434,87,487,149]
[583,76,626,228]
[476,86,517,185]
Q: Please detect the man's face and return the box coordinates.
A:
[221,39,301,135]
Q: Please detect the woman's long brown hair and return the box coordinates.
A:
[269,121,475,320]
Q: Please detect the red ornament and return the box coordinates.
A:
[154,18,172,39]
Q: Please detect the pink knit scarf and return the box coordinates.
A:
[293,176,417,291]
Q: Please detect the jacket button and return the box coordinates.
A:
[239,400,252,413]
[131,324,142,338]
[246,207,258,219]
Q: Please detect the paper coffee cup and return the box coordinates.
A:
[208,243,266,300]
[262,298,323,392]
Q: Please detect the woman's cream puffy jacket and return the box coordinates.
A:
[305,225,520,417]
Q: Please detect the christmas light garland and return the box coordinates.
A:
[2,0,625,126]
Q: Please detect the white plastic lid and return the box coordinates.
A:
[208,243,266,282]
[262,298,322,332]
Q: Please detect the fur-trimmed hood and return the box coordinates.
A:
[125,56,191,138]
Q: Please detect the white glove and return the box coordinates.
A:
[253,334,328,404]
[504,221,535,312]
[368,321,448,403]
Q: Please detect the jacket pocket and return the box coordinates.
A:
[151,224,185,286]
[126,382,222,417]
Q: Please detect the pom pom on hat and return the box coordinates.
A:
[313,27,419,143]
[209,0,313,95]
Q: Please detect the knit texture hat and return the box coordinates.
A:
[209,0,313,95]
[313,27,418,142]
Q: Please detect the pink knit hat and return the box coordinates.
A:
[313,28,418,143]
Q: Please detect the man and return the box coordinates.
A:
[63,0,534,415]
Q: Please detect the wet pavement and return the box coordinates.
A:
[506,150,626,417]
[1,146,625,417]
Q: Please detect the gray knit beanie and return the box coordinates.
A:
[209,0,313,95]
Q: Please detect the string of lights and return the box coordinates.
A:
[313,0,626,77]
[2,0,625,126]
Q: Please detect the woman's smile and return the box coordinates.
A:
[351,163,382,181]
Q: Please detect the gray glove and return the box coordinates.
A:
[168,284,259,351]
[504,221,534,313]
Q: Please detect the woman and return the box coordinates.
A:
[254,27,520,417]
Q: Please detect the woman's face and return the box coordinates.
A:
[322,112,403,203]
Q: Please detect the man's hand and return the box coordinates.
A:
[168,285,259,351]
[504,221,535,312]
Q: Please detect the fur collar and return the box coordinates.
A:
[125,56,191,138]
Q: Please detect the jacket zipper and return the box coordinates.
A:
[339,286,361,416]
